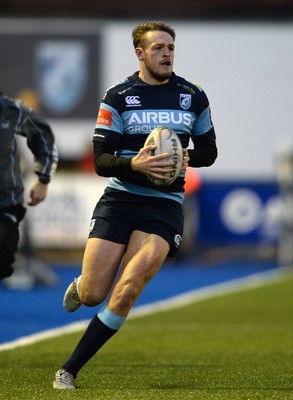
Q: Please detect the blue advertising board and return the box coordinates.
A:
[197,180,280,246]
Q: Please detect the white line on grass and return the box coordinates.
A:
[0,267,290,352]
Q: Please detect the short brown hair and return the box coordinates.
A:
[132,21,176,49]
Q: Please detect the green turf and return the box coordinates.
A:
[1,272,292,399]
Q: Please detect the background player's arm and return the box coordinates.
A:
[17,101,58,184]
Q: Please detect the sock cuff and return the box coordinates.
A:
[97,305,126,330]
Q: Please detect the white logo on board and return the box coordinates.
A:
[220,189,263,234]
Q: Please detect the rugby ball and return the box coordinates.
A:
[144,126,183,186]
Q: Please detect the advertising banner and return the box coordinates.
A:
[197,181,280,246]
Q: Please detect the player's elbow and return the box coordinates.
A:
[189,146,218,168]
[94,162,111,177]
[205,147,218,166]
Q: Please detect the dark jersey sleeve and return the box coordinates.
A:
[188,130,217,168]
[187,82,217,167]
[17,101,58,183]
[93,140,132,177]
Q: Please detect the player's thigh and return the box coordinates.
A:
[121,230,170,285]
[80,237,126,296]
[108,231,169,313]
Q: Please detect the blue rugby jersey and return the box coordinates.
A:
[93,72,216,203]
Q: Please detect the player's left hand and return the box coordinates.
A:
[27,180,48,206]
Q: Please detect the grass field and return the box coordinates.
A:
[0,272,292,400]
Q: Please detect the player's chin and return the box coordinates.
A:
[156,68,172,80]
[161,69,172,79]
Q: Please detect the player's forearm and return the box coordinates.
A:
[94,152,132,177]
[188,144,217,167]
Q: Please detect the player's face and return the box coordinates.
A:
[137,30,175,85]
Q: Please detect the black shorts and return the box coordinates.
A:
[0,214,19,279]
[0,205,26,279]
[89,189,184,257]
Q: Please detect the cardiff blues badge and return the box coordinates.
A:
[35,40,88,115]
[179,94,192,110]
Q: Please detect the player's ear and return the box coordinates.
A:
[135,47,144,61]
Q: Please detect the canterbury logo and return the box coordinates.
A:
[125,96,141,107]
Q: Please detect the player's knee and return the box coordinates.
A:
[79,290,107,307]
[115,281,142,310]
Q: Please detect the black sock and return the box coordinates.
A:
[62,315,117,377]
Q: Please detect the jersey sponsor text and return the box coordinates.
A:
[128,111,193,126]
[97,109,113,126]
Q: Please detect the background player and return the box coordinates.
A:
[0,91,58,280]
